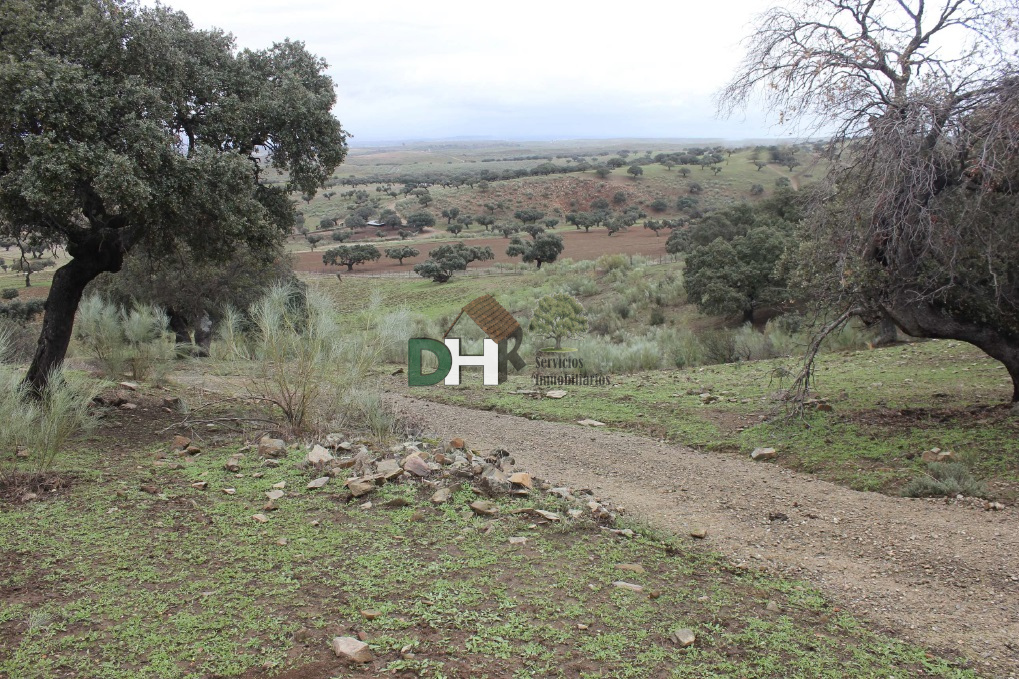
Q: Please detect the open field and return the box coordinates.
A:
[294,227,672,275]
[0,386,984,678]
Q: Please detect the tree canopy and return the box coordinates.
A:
[721,0,1019,400]
[506,233,564,269]
[530,293,588,350]
[0,0,348,390]
[322,244,381,271]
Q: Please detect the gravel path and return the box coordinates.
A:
[390,394,1019,678]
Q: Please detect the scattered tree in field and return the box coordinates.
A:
[506,233,564,268]
[710,165,723,175]
[331,230,350,242]
[612,191,628,206]
[590,197,610,211]
[406,212,436,231]
[684,227,791,323]
[522,224,545,239]
[305,234,323,250]
[446,223,464,235]
[722,0,1019,399]
[456,214,474,229]
[644,220,665,236]
[606,157,626,169]
[476,215,496,230]
[0,0,348,390]
[441,207,461,224]
[627,165,644,179]
[318,217,334,230]
[679,167,691,178]
[688,182,703,195]
[753,160,768,171]
[500,224,521,239]
[414,243,493,283]
[397,229,412,240]
[530,293,588,350]
[606,220,627,237]
[345,213,366,229]
[650,198,669,213]
[385,246,420,265]
[322,244,381,271]
[514,208,545,224]
[544,218,560,229]
[750,184,765,196]
[595,167,612,178]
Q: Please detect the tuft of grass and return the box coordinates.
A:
[902,461,987,498]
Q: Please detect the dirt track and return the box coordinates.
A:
[389,394,1019,679]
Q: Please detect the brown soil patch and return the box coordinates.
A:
[294,227,670,275]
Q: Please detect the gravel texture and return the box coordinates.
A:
[391,394,1019,678]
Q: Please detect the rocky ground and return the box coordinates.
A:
[389,393,1019,679]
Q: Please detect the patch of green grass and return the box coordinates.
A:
[411,340,1019,498]
[0,426,981,678]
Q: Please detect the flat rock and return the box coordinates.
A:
[191,481,207,490]
[307,444,334,465]
[376,459,401,476]
[346,478,374,497]
[402,454,431,477]
[750,447,777,461]
[430,487,453,504]
[252,514,268,524]
[613,581,644,593]
[470,500,499,516]
[331,636,373,663]
[545,390,567,399]
[306,476,330,489]
[509,472,533,488]
[222,488,236,495]
[258,437,287,458]
[689,528,708,539]
[508,536,528,545]
[360,609,382,620]
[118,381,139,391]
[266,490,285,501]
[577,419,606,426]
[172,435,191,450]
[224,454,243,472]
[671,628,696,647]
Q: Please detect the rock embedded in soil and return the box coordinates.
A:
[430,487,453,504]
[306,477,330,489]
[577,419,606,426]
[251,514,268,524]
[509,472,533,488]
[331,636,373,663]
[257,437,287,459]
[671,628,696,647]
[689,528,708,539]
[266,490,285,501]
[613,581,644,593]
[402,454,431,477]
[346,478,374,497]
[306,445,334,466]
[470,500,499,516]
[172,435,191,450]
[750,447,778,461]
[545,390,567,399]
[616,563,645,574]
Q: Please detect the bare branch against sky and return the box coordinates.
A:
[151,0,784,142]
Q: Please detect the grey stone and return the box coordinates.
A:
[331,636,373,663]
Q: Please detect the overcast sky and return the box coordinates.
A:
[156,0,786,144]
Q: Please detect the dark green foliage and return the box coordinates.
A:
[0,0,348,389]
[650,198,669,212]
[406,212,436,231]
[0,299,45,323]
[413,242,492,282]
[322,244,381,271]
[627,165,644,179]
[331,230,350,242]
[506,233,564,269]
[514,208,545,224]
[384,246,420,265]
[2,288,18,300]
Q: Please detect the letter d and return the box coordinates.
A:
[408,338,452,386]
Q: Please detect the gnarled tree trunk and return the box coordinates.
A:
[24,234,126,393]
[884,298,1019,402]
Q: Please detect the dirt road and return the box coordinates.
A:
[390,394,1019,678]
